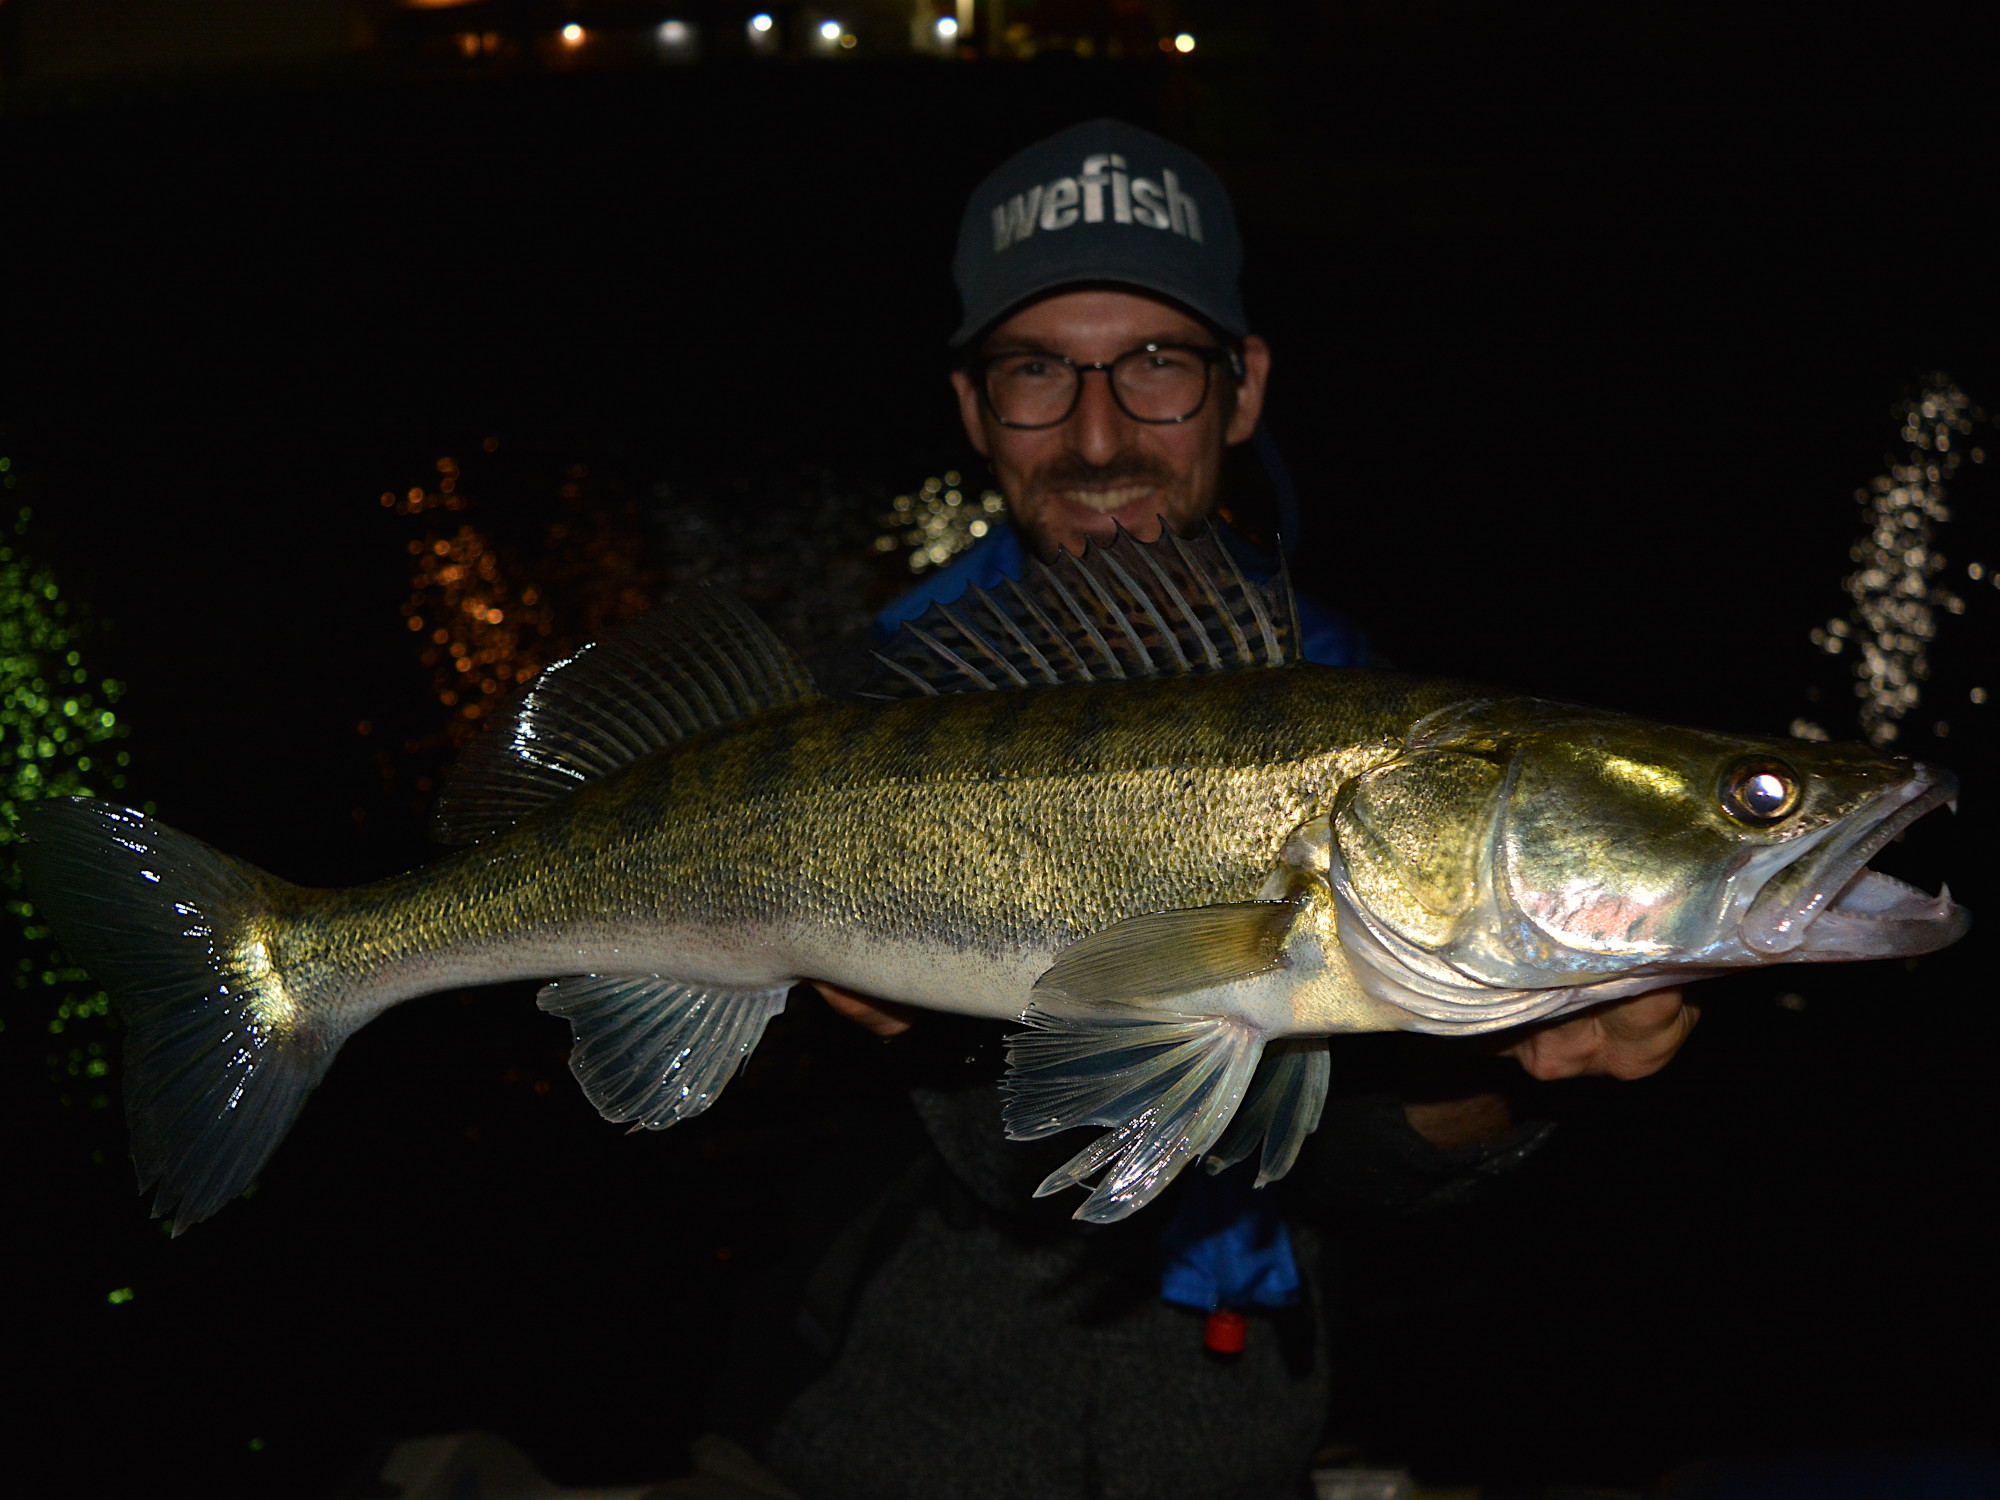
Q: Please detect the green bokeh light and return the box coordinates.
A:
[0,489,133,1100]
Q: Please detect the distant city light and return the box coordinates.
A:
[560,22,585,45]
[750,12,773,31]
[936,15,959,39]
[819,20,843,40]
[655,18,696,56]
[1173,32,1195,53]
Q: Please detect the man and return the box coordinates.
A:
[825,117,1695,1098]
[726,120,1693,1500]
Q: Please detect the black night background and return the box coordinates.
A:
[5,4,1999,1496]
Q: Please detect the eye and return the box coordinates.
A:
[1719,757,1803,826]
[993,356,1056,380]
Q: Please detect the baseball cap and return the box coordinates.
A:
[950,118,1246,348]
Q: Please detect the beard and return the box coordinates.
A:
[1028,450,1179,508]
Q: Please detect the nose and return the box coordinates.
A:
[1067,366,1131,466]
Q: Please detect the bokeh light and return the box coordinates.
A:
[388,451,657,750]
[1797,378,1984,746]
[0,491,132,1104]
[876,472,1008,574]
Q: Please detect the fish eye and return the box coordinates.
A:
[1719,756,1803,826]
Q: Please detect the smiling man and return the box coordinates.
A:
[849,118,1692,1085]
[942,122,1265,561]
[735,121,1695,1500]
[954,287,1260,555]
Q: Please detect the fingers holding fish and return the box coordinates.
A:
[814,980,917,1038]
[1497,988,1701,1082]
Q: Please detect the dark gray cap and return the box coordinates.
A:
[950,118,1246,348]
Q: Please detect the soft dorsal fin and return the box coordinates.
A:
[866,523,1300,700]
[435,588,817,844]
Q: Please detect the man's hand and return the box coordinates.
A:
[1498,987,1698,1081]
[1401,988,1698,1148]
[813,980,917,1039]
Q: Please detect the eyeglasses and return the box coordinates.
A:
[974,342,1242,430]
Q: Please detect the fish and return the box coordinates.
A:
[16,526,1969,1231]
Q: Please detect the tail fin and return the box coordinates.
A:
[17,798,342,1231]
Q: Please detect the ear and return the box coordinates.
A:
[1223,335,1271,446]
[949,367,991,457]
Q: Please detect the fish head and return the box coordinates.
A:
[1326,696,1968,1032]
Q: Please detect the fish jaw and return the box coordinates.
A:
[1741,766,1968,959]
[1320,760,1970,1036]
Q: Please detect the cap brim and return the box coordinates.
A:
[950,257,1247,348]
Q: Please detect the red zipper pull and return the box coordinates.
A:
[1203,1308,1247,1355]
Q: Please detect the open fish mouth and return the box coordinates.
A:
[1744,766,1967,959]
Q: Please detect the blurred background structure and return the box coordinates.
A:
[5,4,1998,1497]
[4,0,1202,82]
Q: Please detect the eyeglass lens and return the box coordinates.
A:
[984,347,1214,427]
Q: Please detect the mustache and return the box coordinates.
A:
[1031,452,1174,495]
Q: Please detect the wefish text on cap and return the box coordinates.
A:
[950,119,1246,347]
[987,156,1207,250]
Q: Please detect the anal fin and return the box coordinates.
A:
[1003,1003,1265,1223]
[537,975,789,1129]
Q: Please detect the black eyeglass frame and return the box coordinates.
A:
[972,341,1247,430]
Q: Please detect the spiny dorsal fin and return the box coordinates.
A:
[866,522,1299,700]
[435,588,816,844]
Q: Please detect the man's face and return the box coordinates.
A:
[950,289,1270,559]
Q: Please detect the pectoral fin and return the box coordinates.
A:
[538,975,789,1129]
[1032,899,1299,1005]
[1004,882,1377,1221]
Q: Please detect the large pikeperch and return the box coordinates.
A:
[18,529,1968,1230]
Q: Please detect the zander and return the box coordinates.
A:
[18,528,1968,1230]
